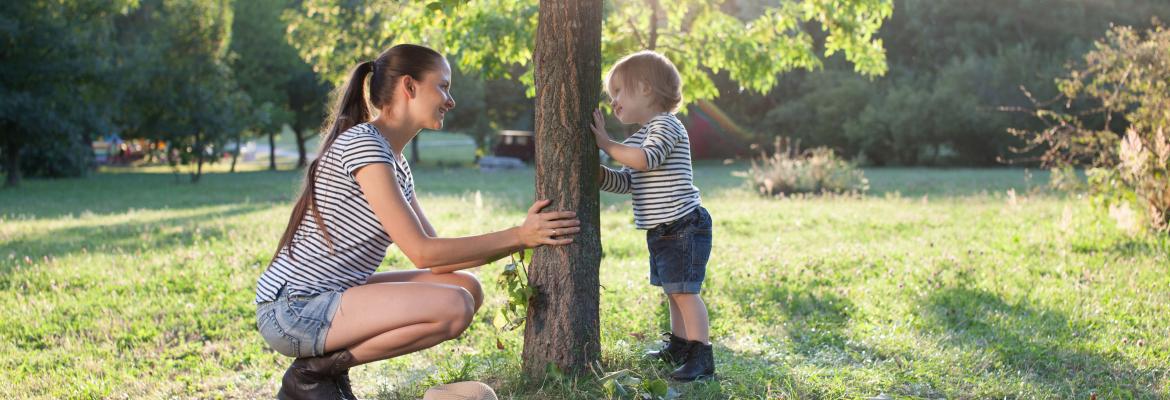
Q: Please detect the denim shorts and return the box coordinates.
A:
[256,286,343,358]
[647,206,713,294]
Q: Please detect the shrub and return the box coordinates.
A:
[1006,22,1170,232]
[737,137,869,196]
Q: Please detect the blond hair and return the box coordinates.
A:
[605,50,683,113]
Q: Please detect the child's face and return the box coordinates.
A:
[608,79,659,125]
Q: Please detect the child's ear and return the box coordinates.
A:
[639,81,653,95]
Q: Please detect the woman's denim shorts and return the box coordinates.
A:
[646,206,713,294]
[256,286,343,358]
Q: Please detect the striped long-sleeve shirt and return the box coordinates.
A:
[599,112,701,229]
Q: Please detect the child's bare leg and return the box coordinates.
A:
[668,295,687,338]
[669,293,709,344]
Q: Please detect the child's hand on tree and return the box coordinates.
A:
[589,109,611,151]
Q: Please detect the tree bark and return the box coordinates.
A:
[3,140,22,188]
[296,128,308,168]
[522,0,603,378]
[268,131,277,171]
[230,132,241,173]
[191,131,204,183]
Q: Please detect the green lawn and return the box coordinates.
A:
[1,164,1166,399]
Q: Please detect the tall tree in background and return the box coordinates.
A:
[0,0,134,187]
[231,0,328,171]
[521,0,603,377]
[114,0,246,183]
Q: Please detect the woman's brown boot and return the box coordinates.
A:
[277,350,357,400]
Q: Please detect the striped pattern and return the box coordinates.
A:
[255,123,413,303]
[599,113,701,229]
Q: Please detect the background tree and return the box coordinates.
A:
[231,0,328,171]
[0,0,134,187]
[113,0,247,183]
[725,0,1170,165]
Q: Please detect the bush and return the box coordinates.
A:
[18,138,93,179]
[737,137,869,196]
[1006,22,1170,233]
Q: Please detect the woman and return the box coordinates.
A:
[254,44,580,399]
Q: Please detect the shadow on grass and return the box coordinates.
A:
[0,170,301,219]
[645,280,881,399]
[0,203,269,275]
[922,287,1158,398]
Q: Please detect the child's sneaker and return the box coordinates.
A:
[670,341,714,382]
[644,332,689,364]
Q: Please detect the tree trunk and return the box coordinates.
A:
[3,140,22,188]
[296,128,308,168]
[268,131,277,171]
[522,0,603,378]
[230,133,241,173]
[191,131,204,183]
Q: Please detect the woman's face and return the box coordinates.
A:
[408,59,456,131]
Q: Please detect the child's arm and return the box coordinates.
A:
[598,164,632,194]
[590,109,650,171]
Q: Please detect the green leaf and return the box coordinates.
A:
[644,378,669,398]
[492,310,507,329]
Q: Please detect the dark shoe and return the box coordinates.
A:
[669,341,714,382]
[644,332,690,365]
[277,350,358,400]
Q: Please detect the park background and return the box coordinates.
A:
[1,0,1168,398]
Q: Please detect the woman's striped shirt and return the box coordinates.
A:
[255,123,413,303]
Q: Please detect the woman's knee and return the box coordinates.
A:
[451,271,484,310]
[436,287,475,338]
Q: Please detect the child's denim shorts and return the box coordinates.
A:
[255,286,343,358]
[646,206,713,294]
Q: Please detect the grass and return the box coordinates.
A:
[1,163,1167,399]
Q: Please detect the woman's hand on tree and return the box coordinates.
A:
[518,199,580,248]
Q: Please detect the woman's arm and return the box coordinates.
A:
[355,163,579,269]
[410,195,506,273]
[410,196,438,237]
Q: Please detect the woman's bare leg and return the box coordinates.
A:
[323,282,475,364]
[366,269,484,310]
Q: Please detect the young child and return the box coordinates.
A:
[589,50,714,381]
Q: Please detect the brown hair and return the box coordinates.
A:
[275,44,444,260]
[605,50,683,113]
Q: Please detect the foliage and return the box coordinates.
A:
[0,0,135,184]
[720,0,1170,166]
[737,136,869,196]
[494,249,534,333]
[112,0,250,182]
[283,0,891,104]
[230,0,329,168]
[1006,22,1170,232]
